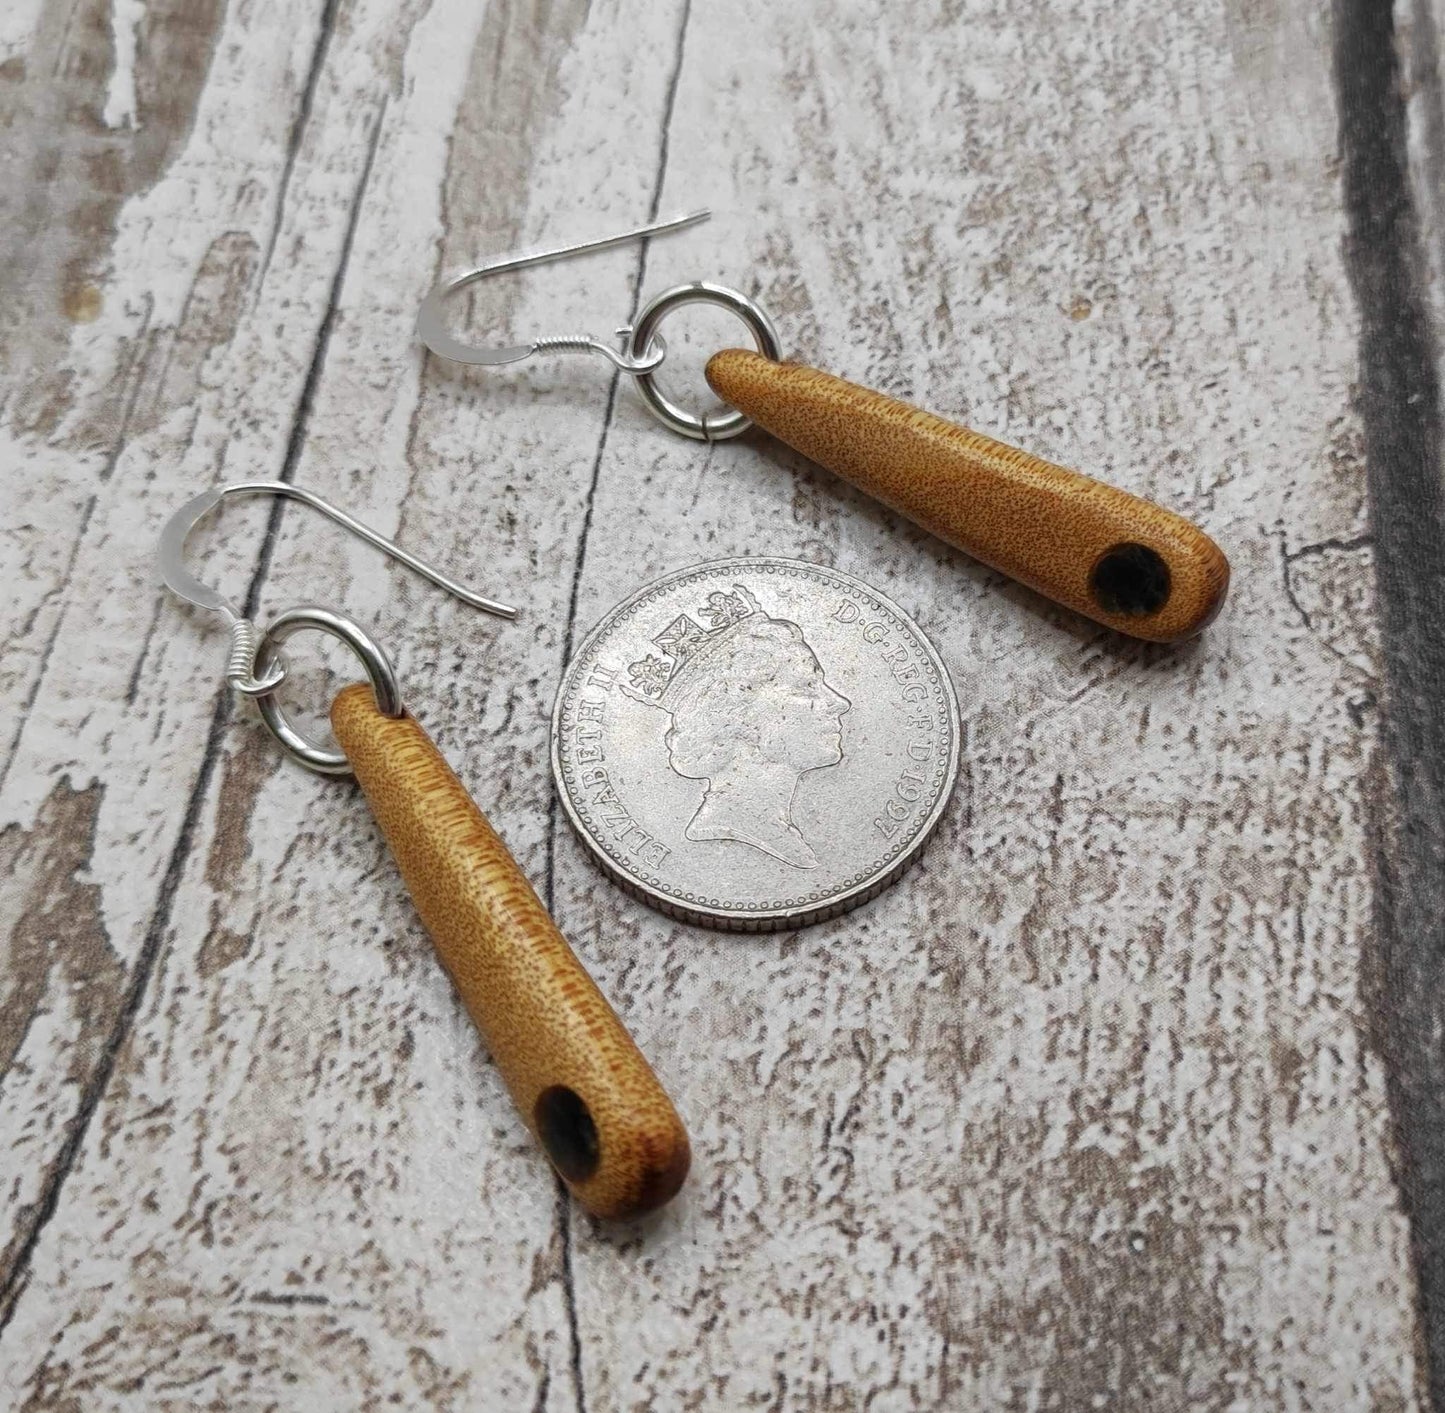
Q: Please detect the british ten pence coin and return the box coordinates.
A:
[551,559,961,931]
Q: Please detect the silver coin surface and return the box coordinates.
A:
[551,558,961,931]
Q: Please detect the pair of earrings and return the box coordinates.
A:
[159,212,1229,1219]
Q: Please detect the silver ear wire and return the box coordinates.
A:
[415,208,712,373]
[157,480,515,773]
[415,209,783,441]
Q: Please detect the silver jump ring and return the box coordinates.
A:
[628,283,782,441]
[252,605,403,775]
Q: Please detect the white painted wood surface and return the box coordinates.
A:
[0,0,1433,1407]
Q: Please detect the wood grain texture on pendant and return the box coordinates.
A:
[706,349,1230,642]
[330,683,689,1220]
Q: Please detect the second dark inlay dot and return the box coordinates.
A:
[534,1085,600,1182]
[1090,542,1172,616]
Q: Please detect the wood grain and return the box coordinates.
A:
[1338,0,1445,1407]
[706,349,1232,641]
[0,0,1438,1407]
[331,684,689,1219]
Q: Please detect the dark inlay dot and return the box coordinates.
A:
[534,1086,600,1183]
[1089,542,1171,616]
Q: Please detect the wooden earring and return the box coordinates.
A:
[157,482,689,1219]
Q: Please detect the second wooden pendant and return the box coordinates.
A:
[706,350,1230,644]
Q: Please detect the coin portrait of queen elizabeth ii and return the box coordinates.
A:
[622,585,852,870]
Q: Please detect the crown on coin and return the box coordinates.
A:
[621,585,764,710]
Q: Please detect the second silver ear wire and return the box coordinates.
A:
[415,209,783,442]
[158,481,514,774]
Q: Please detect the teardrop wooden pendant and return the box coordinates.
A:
[331,684,690,1219]
[706,349,1229,643]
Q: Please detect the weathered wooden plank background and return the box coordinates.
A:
[2,0,1443,1407]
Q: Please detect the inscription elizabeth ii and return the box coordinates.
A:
[551,559,962,931]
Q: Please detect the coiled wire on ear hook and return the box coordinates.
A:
[225,618,285,697]
[156,481,515,773]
